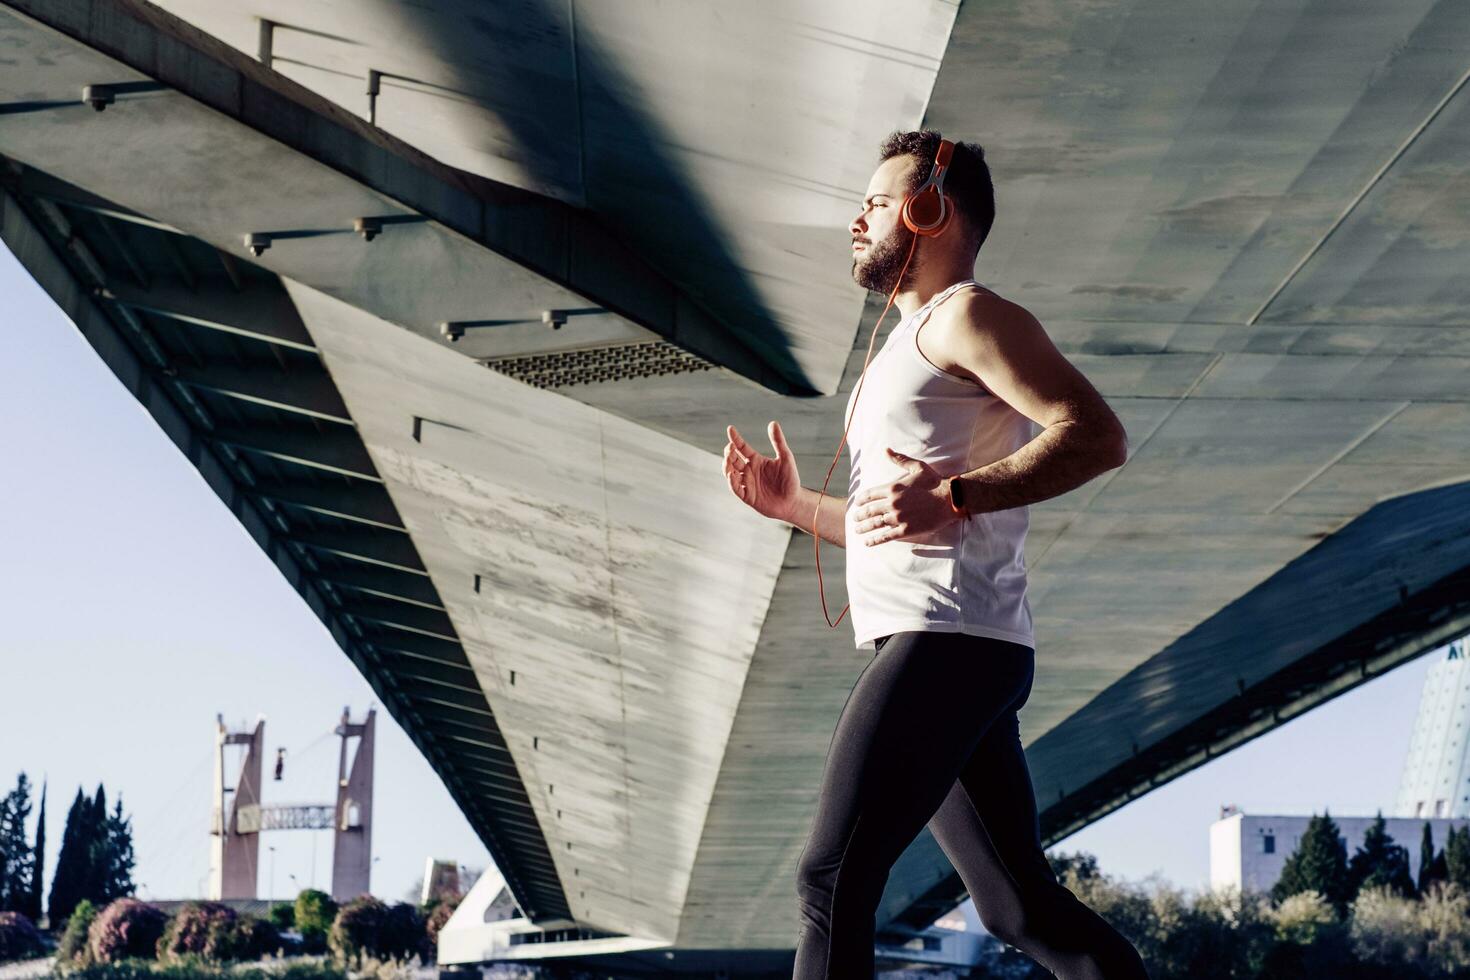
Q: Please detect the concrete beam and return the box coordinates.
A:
[357,627,472,668]
[250,479,406,531]
[287,526,427,575]
[209,424,379,481]
[164,361,351,423]
[338,597,458,642]
[372,650,477,690]
[99,279,315,351]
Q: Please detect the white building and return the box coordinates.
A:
[1395,638,1470,819]
[1210,807,1470,895]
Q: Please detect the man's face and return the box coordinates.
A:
[849,155,919,294]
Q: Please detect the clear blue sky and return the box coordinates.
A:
[0,236,1441,912]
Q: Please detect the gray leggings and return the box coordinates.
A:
[793,630,1149,979]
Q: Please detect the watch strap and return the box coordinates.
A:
[947,477,968,516]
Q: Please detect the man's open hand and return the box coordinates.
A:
[723,421,800,522]
[851,448,962,546]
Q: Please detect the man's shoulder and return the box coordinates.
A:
[948,284,1034,319]
[933,285,1042,343]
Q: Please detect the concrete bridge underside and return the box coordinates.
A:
[3,0,1469,966]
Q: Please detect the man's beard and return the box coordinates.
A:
[852,225,920,294]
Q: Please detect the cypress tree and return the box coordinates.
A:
[1418,822,1438,894]
[1445,824,1470,891]
[47,788,90,927]
[0,777,12,911]
[85,784,108,904]
[1347,811,1414,899]
[23,780,45,923]
[97,795,135,902]
[0,772,35,913]
[1272,810,1352,916]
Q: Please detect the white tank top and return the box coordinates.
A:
[843,279,1036,651]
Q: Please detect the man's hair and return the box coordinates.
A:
[877,129,995,254]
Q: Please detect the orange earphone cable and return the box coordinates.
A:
[813,232,920,628]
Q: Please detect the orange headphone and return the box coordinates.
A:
[814,138,957,629]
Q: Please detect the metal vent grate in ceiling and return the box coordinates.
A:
[481,340,717,389]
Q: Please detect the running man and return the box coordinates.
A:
[722,130,1150,979]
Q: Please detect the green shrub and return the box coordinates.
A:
[223,915,281,961]
[293,890,336,933]
[1271,889,1339,946]
[0,910,45,961]
[268,902,295,931]
[87,899,167,963]
[1417,880,1470,973]
[294,890,336,955]
[58,899,98,964]
[378,902,427,963]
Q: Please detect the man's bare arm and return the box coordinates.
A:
[777,486,847,548]
[945,294,1128,513]
[953,418,1122,513]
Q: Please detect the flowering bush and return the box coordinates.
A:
[424,898,459,959]
[60,962,345,980]
[0,911,45,962]
[328,896,386,966]
[86,898,167,963]
[155,901,235,960]
[155,901,280,962]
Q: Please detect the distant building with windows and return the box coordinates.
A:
[1209,806,1470,894]
[1395,638,1470,819]
[1210,635,1470,895]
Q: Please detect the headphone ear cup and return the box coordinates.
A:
[902,187,940,234]
[902,187,950,236]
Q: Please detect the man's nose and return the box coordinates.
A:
[849,214,866,237]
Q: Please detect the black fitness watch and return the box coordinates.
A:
[947,476,969,517]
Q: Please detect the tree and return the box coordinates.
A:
[45,784,135,925]
[1418,822,1439,895]
[1347,811,1415,900]
[94,796,135,903]
[84,785,107,904]
[23,781,44,923]
[295,889,337,953]
[47,788,91,926]
[0,773,36,914]
[1444,824,1470,891]
[1047,849,1101,883]
[1272,810,1352,916]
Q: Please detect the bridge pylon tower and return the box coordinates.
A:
[208,706,377,900]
